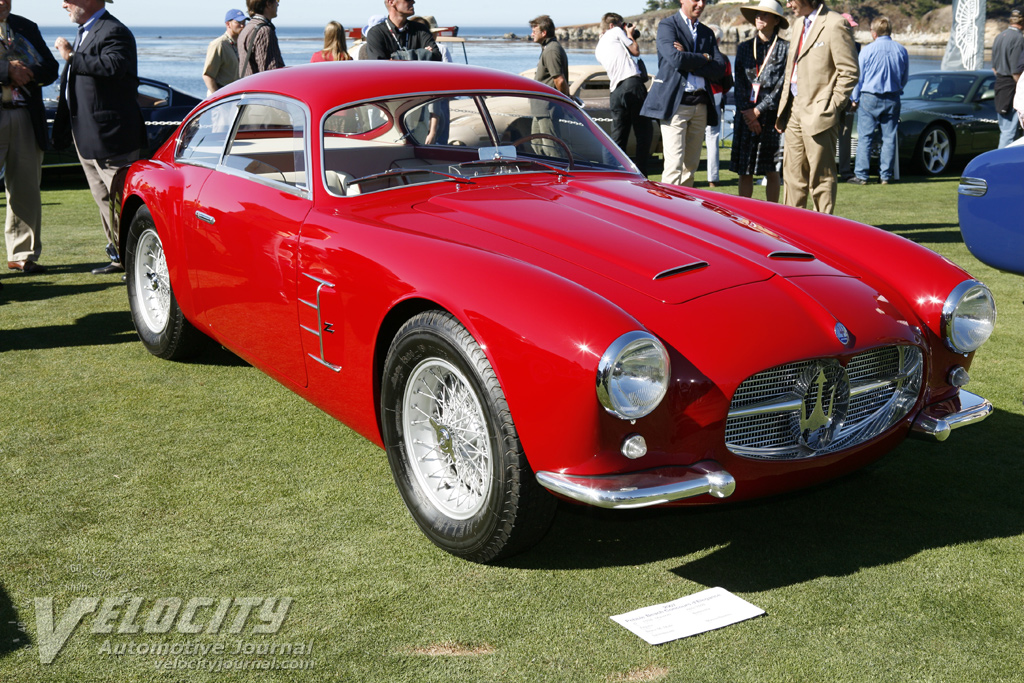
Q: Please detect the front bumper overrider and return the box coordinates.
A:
[536,462,736,509]
[910,389,993,441]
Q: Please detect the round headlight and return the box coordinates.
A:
[942,280,996,354]
[596,331,670,420]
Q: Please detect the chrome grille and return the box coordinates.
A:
[725,346,923,460]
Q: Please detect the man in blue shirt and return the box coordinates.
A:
[849,16,908,185]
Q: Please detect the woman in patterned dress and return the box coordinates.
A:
[732,0,789,202]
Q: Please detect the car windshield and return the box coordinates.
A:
[321,92,636,195]
[903,74,977,102]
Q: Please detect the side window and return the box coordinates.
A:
[401,96,482,147]
[977,76,996,102]
[137,82,170,108]
[578,75,611,101]
[176,102,238,166]
[324,103,391,137]
[224,100,308,188]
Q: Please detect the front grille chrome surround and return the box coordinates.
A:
[725,346,924,460]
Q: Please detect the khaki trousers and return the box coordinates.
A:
[782,114,840,215]
[1,107,44,262]
[74,134,140,250]
[660,102,707,187]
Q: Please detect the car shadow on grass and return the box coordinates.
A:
[509,409,1023,590]
[0,584,30,658]
[0,311,136,351]
[875,222,964,244]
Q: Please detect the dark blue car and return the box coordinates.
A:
[958,142,1024,275]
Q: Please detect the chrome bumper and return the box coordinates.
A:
[910,389,993,442]
[536,462,736,509]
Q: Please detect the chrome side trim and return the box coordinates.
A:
[957,177,987,197]
[299,273,341,373]
[910,389,993,442]
[536,462,735,509]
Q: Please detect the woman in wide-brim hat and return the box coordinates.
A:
[731,0,789,202]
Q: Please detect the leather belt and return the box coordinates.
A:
[680,90,709,106]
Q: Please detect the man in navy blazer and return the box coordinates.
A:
[1,1,60,279]
[53,0,146,275]
[640,0,727,186]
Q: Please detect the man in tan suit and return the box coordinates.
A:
[776,0,858,214]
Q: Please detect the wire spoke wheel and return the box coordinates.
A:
[381,310,556,563]
[403,358,492,519]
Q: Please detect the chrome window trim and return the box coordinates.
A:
[318,89,639,198]
[176,94,313,200]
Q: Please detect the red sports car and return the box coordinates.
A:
[112,62,996,563]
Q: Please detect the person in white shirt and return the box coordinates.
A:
[595,12,652,174]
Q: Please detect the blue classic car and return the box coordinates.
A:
[958,141,1024,275]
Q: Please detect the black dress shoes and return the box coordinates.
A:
[8,260,47,274]
[92,262,125,275]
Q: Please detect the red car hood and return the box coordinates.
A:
[415,177,853,304]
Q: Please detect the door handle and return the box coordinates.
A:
[196,211,215,225]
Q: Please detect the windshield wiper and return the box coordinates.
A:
[350,167,474,186]
[459,158,571,177]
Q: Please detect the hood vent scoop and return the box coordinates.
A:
[768,251,816,261]
[653,261,710,281]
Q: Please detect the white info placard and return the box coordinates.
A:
[610,587,765,645]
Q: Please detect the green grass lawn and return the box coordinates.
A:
[1,164,1022,683]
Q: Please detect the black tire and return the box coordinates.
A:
[125,206,207,360]
[381,311,556,563]
[915,124,953,175]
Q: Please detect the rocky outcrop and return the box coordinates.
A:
[550,4,1011,48]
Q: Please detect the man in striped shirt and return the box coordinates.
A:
[237,0,283,79]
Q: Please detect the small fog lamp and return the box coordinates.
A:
[621,434,648,460]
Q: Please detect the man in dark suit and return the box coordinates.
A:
[640,0,727,187]
[1,0,60,278]
[53,0,146,275]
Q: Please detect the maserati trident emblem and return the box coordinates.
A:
[800,370,838,433]
[834,322,851,345]
[797,361,850,451]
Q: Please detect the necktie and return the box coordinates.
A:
[790,16,812,93]
[74,25,84,51]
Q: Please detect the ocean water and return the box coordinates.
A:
[38,25,945,100]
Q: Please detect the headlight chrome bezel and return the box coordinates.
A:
[596,331,671,420]
[941,280,996,354]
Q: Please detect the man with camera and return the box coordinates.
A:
[365,0,440,61]
[595,13,652,175]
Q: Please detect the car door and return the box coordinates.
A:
[188,96,312,388]
[968,74,1000,152]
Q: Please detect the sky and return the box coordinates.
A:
[33,1,650,28]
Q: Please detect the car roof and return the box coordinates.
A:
[214,62,571,111]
